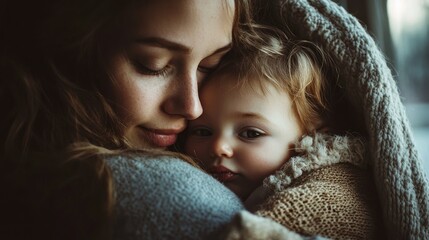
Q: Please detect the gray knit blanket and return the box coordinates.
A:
[106,0,429,239]
[272,0,429,238]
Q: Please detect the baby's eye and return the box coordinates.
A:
[239,129,264,139]
[190,127,212,137]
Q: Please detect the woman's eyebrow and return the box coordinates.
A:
[136,37,191,52]
[135,37,231,55]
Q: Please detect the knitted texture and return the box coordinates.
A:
[105,155,244,240]
[257,164,381,239]
[263,0,429,238]
[226,134,381,239]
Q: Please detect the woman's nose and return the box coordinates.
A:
[162,71,203,120]
[212,136,233,158]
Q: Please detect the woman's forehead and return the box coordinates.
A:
[116,0,234,54]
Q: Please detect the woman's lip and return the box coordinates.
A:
[138,127,183,147]
[208,165,239,182]
[147,128,184,135]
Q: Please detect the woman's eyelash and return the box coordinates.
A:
[133,61,170,77]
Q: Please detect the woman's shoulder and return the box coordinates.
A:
[104,153,244,240]
[105,153,240,197]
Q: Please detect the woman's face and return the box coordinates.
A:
[106,0,234,149]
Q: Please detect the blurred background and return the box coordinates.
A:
[333,0,429,174]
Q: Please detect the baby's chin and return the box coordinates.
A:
[224,182,256,201]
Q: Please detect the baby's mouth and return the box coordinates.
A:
[207,165,239,182]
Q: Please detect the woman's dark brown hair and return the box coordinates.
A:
[0,0,253,239]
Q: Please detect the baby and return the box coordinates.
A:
[183,35,384,239]
[184,37,330,199]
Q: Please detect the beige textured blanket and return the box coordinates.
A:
[257,164,382,239]
[220,134,383,239]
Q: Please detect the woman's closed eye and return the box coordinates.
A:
[132,60,172,77]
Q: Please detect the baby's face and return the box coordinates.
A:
[184,73,303,200]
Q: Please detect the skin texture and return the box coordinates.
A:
[106,0,234,149]
[185,72,304,200]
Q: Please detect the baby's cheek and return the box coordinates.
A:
[243,149,287,181]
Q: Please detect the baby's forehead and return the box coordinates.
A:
[204,68,281,96]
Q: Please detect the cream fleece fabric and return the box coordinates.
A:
[264,133,366,192]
